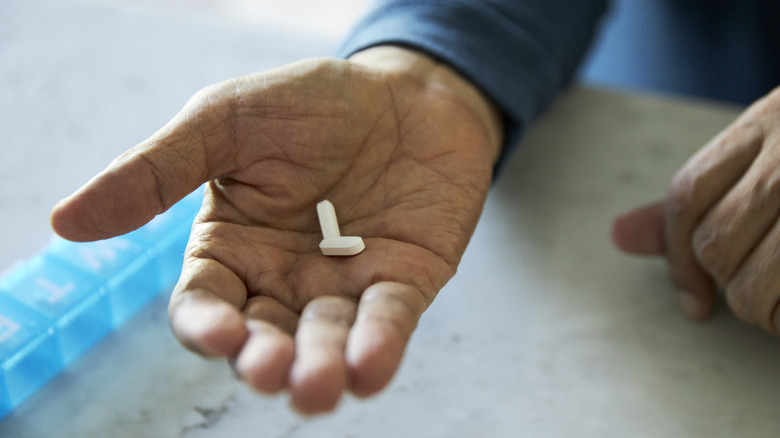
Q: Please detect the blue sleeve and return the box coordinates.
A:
[337,0,609,173]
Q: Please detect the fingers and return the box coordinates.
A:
[51,84,238,242]
[238,283,428,414]
[346,281,427,397]
[727,218,780,333]
[169,257,249,358]
[692,146,780,287]
[234,297,298,394]
[234,320,295,395]
[611,201,666,255]
[665,122,763,319]
[611,199,716,319]
[289,296,357,415]
[691,140,780,332]
[170,237,429,412]
[613,121,765,322]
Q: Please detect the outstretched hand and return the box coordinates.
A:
[612,88,780,335]
[50,47,502,414]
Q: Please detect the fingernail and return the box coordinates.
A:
[677,290,703,320]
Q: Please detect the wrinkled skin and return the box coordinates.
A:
[613,87,780,335]
[50,47,502,414]
[51,40,780,417]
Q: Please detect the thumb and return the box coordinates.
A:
[611,200,717,321]
[51,86,238,242]
[610,201,666,255]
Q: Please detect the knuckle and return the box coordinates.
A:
[725,251,780,333]
[691,226,731,282]
[667,172,699,221]
[724,273,776,332]
[187,84,219,109]
[755,169,780,205]
[187,82,238,116]
[725,281,756,324]
[692,223,740,286]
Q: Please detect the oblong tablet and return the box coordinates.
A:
[319,236,365,256]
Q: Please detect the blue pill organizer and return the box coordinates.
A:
[0,186,202,418]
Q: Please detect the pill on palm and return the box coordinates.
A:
[316,200,365,256]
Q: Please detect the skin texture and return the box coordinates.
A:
[50,47,502,415]
[50,42,780,415]
[612,87,780,335]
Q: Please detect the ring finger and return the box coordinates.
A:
[289,295,357,414]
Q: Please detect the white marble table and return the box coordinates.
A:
[2,1,779,437]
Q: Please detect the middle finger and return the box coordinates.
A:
[692,146,780,287]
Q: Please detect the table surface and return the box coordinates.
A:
[2,1,779,437]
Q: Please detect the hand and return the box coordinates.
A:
[611,87,780,335]
[50,46,502,414]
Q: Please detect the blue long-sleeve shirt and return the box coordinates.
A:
[337,0,780,171]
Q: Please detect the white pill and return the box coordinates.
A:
[316,200,365,256]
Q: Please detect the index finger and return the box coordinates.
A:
[168,255,249,358]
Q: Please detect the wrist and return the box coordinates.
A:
[348,46,504,164]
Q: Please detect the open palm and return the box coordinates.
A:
[51,49,500,414]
